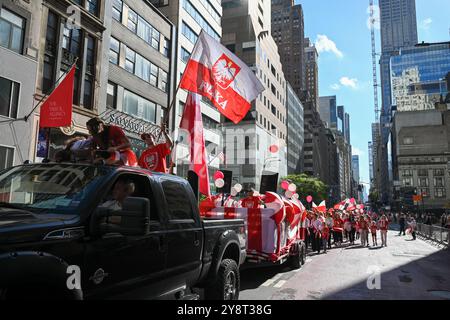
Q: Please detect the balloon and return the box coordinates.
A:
[281,180,290,190]
[288,183,297,192]
[234,183,243,193]
[285,191,294,198]
[215,178,225,188]
[213,171,224,180]
[230,187,238,197]
[269,144,279,153]
[306,195,313,203]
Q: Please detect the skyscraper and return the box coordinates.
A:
[304,37,319,110]
[318,96,337,129]
[271,0,305,99]
[377,0,418,204]
[344,113,350,144]
[379,0,418,134]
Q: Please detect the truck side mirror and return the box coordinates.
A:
[93,197,150,236]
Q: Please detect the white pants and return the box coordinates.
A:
[360,230,368,246]
[381,230,387,246]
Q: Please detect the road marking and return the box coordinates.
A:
[274,280,286,288]
[261,273,283,287]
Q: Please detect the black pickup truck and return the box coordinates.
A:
[0,163,246,300]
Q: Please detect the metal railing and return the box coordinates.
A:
[416,223,449,246]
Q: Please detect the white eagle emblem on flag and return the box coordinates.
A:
[212,54,241,89]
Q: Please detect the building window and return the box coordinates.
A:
[137,16,159,50]
[109,37,120,64]
[418,177,429,187]
[0,8,25,54]
[83,35,96,109]
[61,26,82,105]
[123,90,156,123]
[127,8,138,33]
[112,0,123,22]
[158,69,168,92]
[435,188,446,198]
[181,21,198,44]
[434,169,444,176]
[0,76,20,119]
[182,0,220,41]
[402,169,413,177]
[418,169,428,176]
[85,0,98,15]
[150,63,158,87]
[402,178,413,186]
[181,47,190,63]
[43,11,58,94]
[403,137,414,145]
[0,146,14,169]
[125,46,136,73]
[434,177,444,187]
[163,38,170,57]
[106,82,117,109]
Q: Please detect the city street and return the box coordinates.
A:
[240,229,450,300]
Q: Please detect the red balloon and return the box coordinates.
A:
[269,145,279,153]
[281,180,290,190]
[306,195,313,203]
[213,171,224,180]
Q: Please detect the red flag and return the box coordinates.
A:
[180,31,265,124]
[39,66,75,128]
[179,93,211,197]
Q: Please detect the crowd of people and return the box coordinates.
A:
[304,210,392,254]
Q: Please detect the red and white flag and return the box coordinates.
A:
[179,93,211,197]
[180,31,265,124]
[39,66,75,128]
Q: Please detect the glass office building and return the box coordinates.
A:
[390,42,450,112]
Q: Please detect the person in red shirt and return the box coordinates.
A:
[138,123,173,173]
[359,216,369,247]
[333,213,344,247]
[370,220,378,247]
[239,189,263,209]
[378,215,390,247]
[86,118,138,166]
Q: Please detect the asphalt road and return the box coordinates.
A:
[239,229,450,300]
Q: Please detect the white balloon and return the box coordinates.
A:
[215,178,225,188]
[285,191,293,199]
[288,183,297,192]
[234,183,243,193]
[230,187,238,197]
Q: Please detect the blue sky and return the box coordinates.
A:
[296,0,450,188]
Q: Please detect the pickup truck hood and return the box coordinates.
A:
[0,208,74,245]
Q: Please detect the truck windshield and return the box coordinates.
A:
[0,164,109,214]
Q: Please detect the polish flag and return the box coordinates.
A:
[179,93,211,197]
[39,66,75,128]
[180,31,265,124]
[316,201,327,213]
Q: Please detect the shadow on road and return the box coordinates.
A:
[321,247,450,300]
[240,264,292,290]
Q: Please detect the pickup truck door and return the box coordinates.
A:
[83,173,166,299]
[158,177,203,289]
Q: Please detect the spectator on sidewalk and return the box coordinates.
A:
[425,214,432,226]
[399,213,406,236]
[378,215,389,247]
[442,213,448,228]
[408,218,417,240]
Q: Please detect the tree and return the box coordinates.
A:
[283,174,329,203]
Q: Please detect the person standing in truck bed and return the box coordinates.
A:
[138,122,173,173]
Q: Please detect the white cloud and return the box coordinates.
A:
[420,18,433,30]
[340,77,358,89]
[330,84,340,90]
[315,35,343,58]
[352,147,364,157]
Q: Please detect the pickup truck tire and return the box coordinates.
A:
[205,259,240,300]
